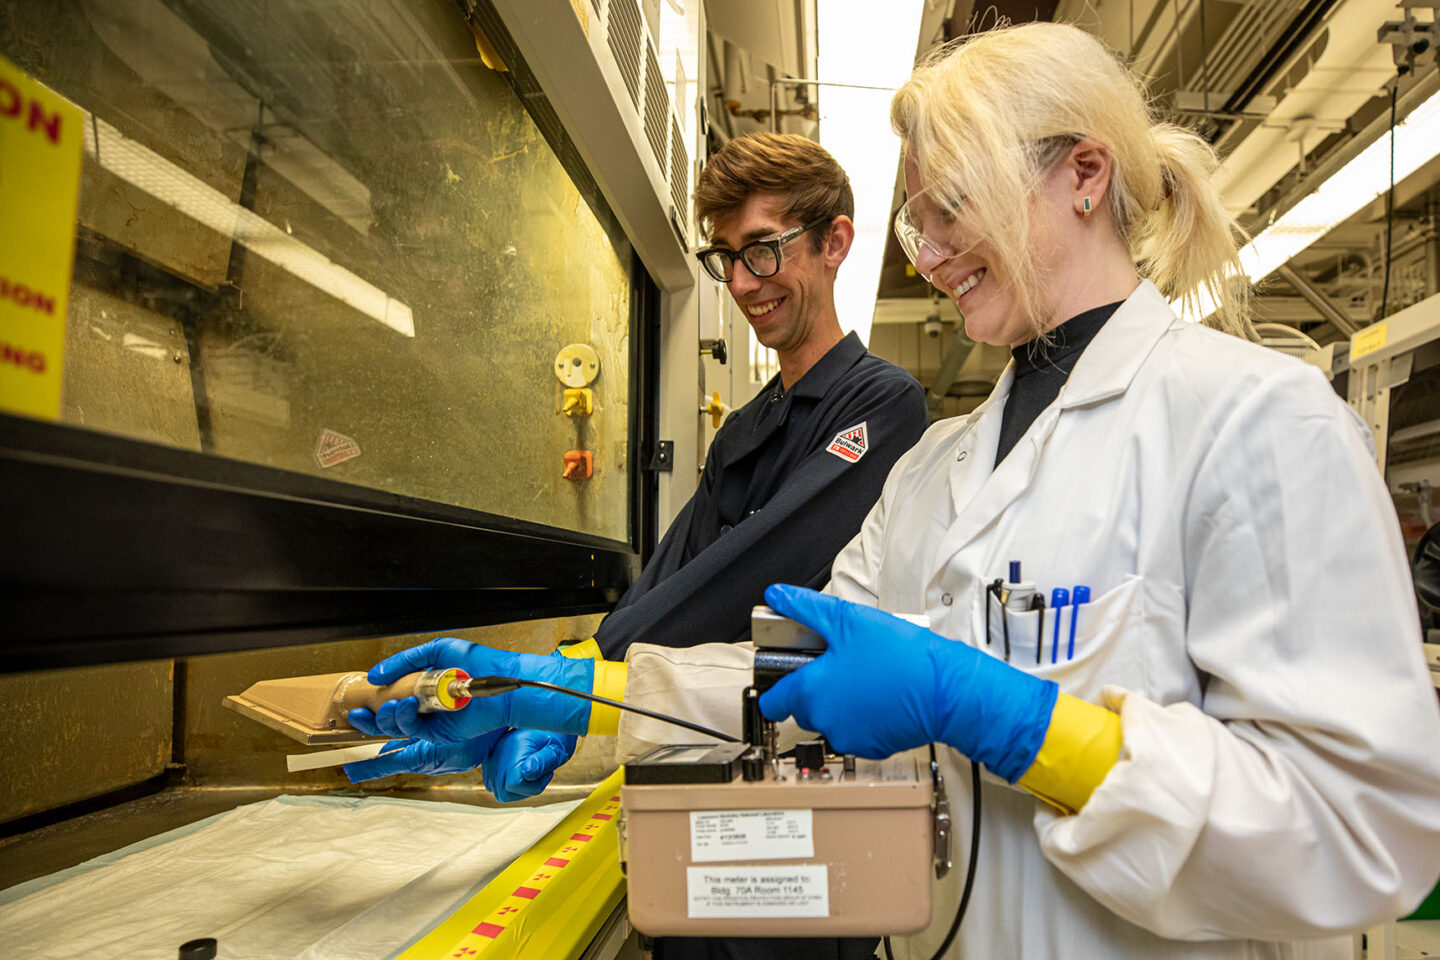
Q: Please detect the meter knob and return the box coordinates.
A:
[794,740,826,774]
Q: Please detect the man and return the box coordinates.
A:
[348,133,928,960]
[591,133,928,658]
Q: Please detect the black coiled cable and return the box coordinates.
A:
[882,747,982,960]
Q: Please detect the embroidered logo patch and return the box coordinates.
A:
[826,422,869,463]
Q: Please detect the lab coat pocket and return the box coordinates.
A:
[982,576,1144,702]
[983,592,1046,665]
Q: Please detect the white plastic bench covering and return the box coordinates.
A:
[0,793,580,959]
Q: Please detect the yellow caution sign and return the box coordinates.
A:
[0,55,84,420]
[1350,321,1388,363]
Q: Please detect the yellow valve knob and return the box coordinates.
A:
[705,391,728,429]
[563,387,593,417]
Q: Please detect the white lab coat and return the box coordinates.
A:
[616,280,1440,958]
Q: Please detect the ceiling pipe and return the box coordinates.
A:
[1427,198,1439,297]
[1218,0,1343,118]
[926,333,977,417]
[1214,0,1401,216]
[1276,263,1360,335]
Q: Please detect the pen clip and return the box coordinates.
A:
[985,578,1003,647]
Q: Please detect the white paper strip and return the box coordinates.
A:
[286,742,389,772]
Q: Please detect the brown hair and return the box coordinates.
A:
[694,133,854,252]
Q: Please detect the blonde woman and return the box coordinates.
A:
[349,21,1440,960]
[755,20,1440,959]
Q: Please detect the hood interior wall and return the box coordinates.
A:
[0,614,611,893]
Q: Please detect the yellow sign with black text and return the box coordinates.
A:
[0,55,83,420]
[1350,321,1389,363]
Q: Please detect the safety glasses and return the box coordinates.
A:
[893,190,967,282]
[695,216,832,283]
[896,135,1087,282]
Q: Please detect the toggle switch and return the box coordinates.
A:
[562,450,593,480]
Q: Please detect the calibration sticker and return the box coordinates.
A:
[826,421,869,463]
[690,809,814,862]
[687,865,829,918]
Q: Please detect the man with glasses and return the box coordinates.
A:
[591,131,927,960]
[591,132,928,662]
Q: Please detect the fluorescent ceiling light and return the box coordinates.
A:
[83,115,415,337]
[817,0,925,347]
[1177,87,1440,324]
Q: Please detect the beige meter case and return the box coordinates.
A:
[620,753,935,937]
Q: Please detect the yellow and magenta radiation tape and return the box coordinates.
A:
[401,769,626,959]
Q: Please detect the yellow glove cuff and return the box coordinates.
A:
[556,638,627,735]
[1015,693,1122,815]
[558,638,603,661]
[587,659,627,735]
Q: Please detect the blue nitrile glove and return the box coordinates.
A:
[346,638,594,745]
[482,729,577,802]
[758,584,1059,782]
[343,730,504,783]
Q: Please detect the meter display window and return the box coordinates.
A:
[1,0,634,542]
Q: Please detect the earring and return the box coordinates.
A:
[1081,196,1093,218]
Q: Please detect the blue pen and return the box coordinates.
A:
[1067,585,1090,661]
[1050,587,1068,663]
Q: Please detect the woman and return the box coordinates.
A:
[349,22,1440,959]
[755,21,1440,958]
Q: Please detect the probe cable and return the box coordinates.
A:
[463,675,740,742]
[884,746,982,960]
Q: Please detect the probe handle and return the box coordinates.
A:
[336,668,471,713]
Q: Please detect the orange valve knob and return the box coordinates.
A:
[563,450,593,480]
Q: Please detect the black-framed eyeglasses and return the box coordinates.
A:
[694,216,832,283]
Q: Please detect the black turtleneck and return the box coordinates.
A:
[994,300,1124,467]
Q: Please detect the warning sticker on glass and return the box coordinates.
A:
[687,865,828,918]
[314,428,361,468]
[690,809,813,862]
[0,55,84,421]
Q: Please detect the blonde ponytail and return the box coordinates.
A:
[892,22,1255,340]
[1138,125,1255,339]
